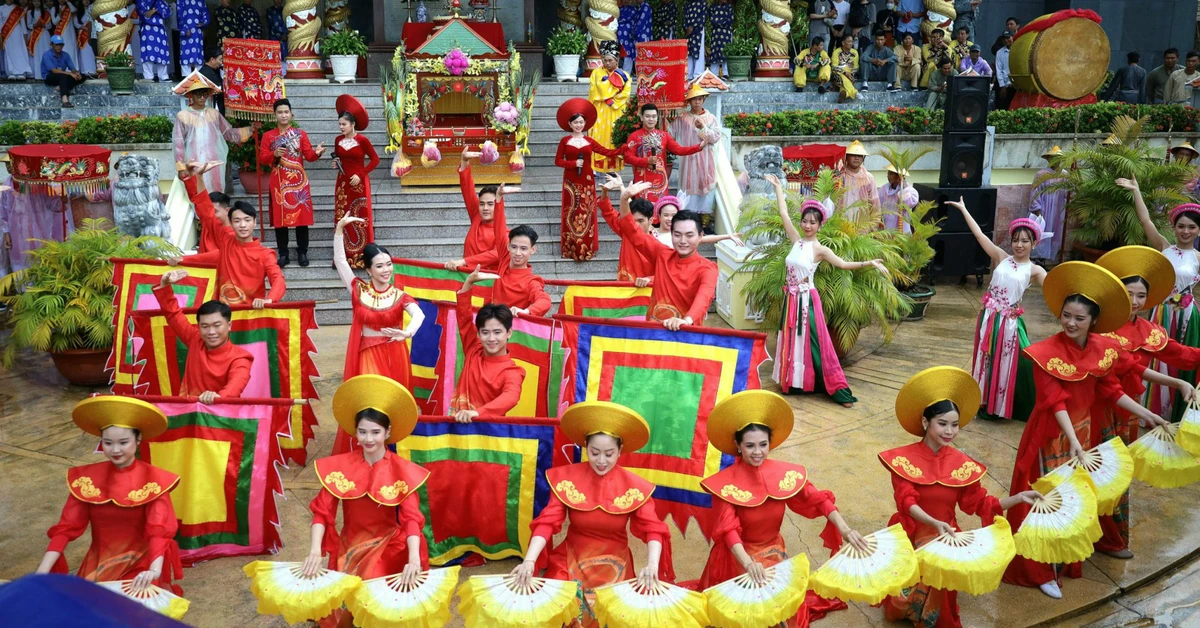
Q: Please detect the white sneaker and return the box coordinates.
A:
[1039,581,1062,599]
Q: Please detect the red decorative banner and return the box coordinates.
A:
[223,38,286,121]
[635,40,688,110]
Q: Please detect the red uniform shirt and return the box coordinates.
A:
[184,176,286,305]
[459,163,503,259]
[622,127,705,202]
[450,289,526,416]
[462,193,552,316]
[599,195,655,282]
[616,213,717,322]
[153,284,253,397]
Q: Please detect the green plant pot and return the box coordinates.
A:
[727,56,753,81]
[902,284,936,321]
[106,66,135,94]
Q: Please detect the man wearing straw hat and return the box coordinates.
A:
[838,140,880,223]
[1170,141,1200,195]
[172,69,255,194]
[669,83,722,231]
[1028,145,1067,263]
[879,164,918,233]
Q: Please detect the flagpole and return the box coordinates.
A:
[255,128,265,243]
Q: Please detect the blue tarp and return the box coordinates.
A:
[0,574,190,627]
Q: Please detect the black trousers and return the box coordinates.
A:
[274,226,309,253]
[45,73,83,96]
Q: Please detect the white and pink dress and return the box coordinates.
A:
[771,239,855,403]
[971,256,1034,420]
[1148,245,1200,421]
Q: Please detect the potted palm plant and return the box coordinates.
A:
[0,219,176,385]
[737,169,913,357]
[546,26,588,82]
[321,29,368,83]
[103,51,135,95]
[1049,115,1195,257]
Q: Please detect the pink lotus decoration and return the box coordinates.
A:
[479,141,500,164]
[492,102,518,124]
[443,49,470,76]
[421,142,442,167]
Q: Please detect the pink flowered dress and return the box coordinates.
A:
[771,240,855,404]
[1148,245,1200,421]
[971,256,1034,420]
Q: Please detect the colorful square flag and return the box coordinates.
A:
[136,397,291,565]
[551,280,651,320]
[391,258,493,308]
[396,416,559,565]
[557,316,769,534]
[109,258,219,393]
[130,302,320,464]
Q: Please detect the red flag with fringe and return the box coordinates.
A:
[222,38,286,121]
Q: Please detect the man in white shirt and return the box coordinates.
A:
[831,0,850,44]
[994,31,1013,110]
[1165,50,1200,105]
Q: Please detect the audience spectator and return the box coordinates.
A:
[896,0,923,41]
[926,56,955,109]
[832,33,860,102]
[1165,50,1200,105]
[950,26,973,68]
[862,31,899,91]
[199,46,224,114]
[894,31,922,90]
[994,30,1013,110]
[920,28,949,88]
[42,35,83,107]
[1146,48,1180,104]
[959,44,992,76]
[849,0,874,43]
[830,0,850,44]
[808,0,834,50]
[992,16,1019,55]
[1103,52,1147,103]
[265,0,287,63]
[876,1,897,46]
[793,36,832,92]
[953,0,980,41]
[236,0,260,38]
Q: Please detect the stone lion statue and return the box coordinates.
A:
[743,145,786,201]
[113,155,172,239]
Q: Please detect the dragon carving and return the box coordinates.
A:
[284,0,321,58]
[323,0,350,36]
[91,0,132,58]
[558,0,583,31]
[757,0,791,57]
[585,0,618,51]
[922,0,955,39]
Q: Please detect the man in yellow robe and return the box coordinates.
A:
[588,40,631,172]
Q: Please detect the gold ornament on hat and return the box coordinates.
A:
[73,396,169,439]
[1041,145,1063,158]
[560,401,651,453]
[894,366,981,437]
[1041,261,1131,334]
[844,140,869,157]
[332,375,419,445]
[706,390,795,455]
[1095,246,1176,312]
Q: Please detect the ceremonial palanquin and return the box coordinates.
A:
[380,17,538,185]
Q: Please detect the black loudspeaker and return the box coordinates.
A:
[925,232,993,277]
[915,185,997,233]
[939,133,987,188]
[944,75,990,132]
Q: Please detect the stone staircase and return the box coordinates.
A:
[0,80,180,121]
[719,79,926,115]
[241,81,674,325]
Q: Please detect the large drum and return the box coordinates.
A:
[1010,10,1110,102]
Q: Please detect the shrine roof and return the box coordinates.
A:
[405,19,507,57]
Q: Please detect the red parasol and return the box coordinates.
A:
[8,144,113,196]
[7,144,113,239]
